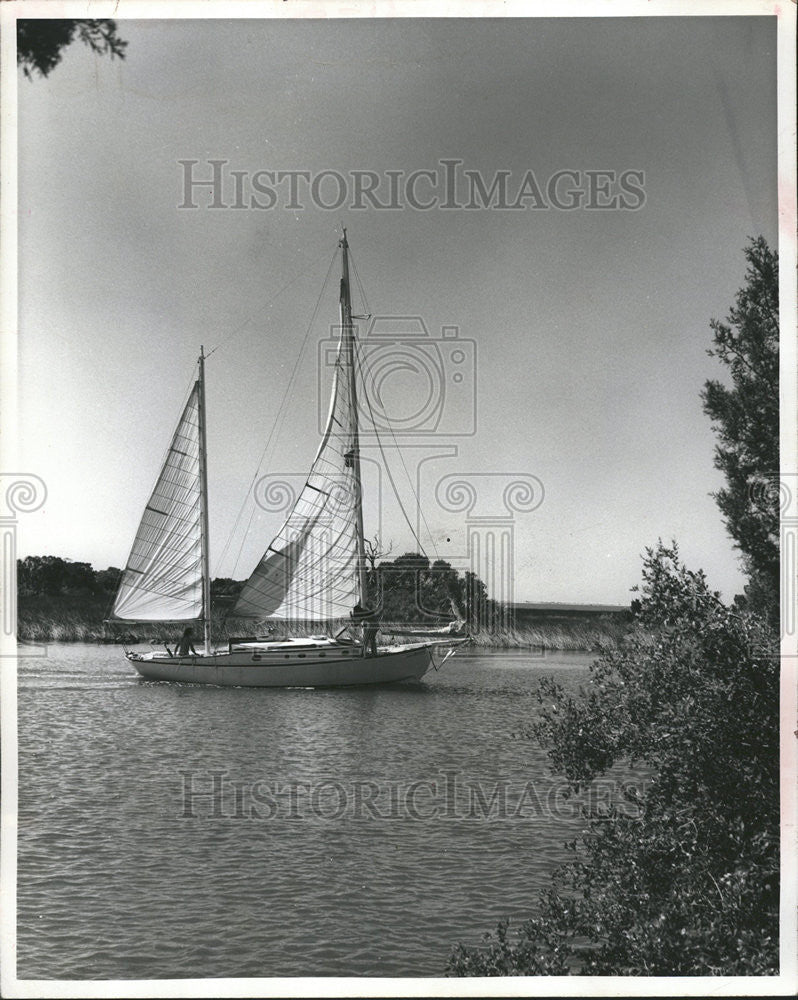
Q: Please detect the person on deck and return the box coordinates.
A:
[176,627,198,656]
[351,603,379,656]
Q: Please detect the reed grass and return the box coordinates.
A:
[467,617,628,651]
[18,596,112,643]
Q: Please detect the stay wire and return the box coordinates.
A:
[219,245,340,581]
[354,337,440,563]
[349,247,439,561]
[209,244,337,574]
[222,249,339,579]
[205,239,338,357]
[347,248,371,319]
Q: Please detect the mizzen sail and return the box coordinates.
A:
[232,277,363,621]
[112,383,203,621]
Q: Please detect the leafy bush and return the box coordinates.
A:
[447,543,778,976]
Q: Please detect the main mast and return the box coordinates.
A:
[339,230,369,609]
[197,346,212,654]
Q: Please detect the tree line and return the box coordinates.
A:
[17,553,498,627]
[18,556,121,599]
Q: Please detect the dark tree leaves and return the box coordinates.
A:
[447,242,780,978]
[701,237,779,616]
[376,551,494,626]
[17,19,127,79]
[447,543,779,976]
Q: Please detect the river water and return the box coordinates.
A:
[16,643,624,980]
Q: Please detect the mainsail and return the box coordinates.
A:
[233,269,364,621]
[112,383,203,622]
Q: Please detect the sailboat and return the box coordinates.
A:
[110,231,469,686]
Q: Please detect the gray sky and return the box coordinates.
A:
[17,14,778,603]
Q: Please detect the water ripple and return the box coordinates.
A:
[15,644,609,979]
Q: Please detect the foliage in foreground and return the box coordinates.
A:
[701,236,779,618]
[17,19,127,79]
[447,543,778,976]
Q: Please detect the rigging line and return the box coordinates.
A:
[348,248,440,561]
[206,269,308,355]
[219,245,341,581]
[377,382,441,562]
[221,271,336,579]
[205,241,337,356]
[353,338,434,560]
[347,248,371,318]
[357,336,441,563]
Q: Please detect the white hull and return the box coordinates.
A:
[127,640,457,687]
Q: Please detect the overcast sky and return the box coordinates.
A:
[16,13,779,603]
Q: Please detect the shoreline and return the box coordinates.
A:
[17,613,628,653]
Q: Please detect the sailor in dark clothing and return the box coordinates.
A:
[176,627,198,656]
[351,603,379,656]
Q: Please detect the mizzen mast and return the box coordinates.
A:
[197,345,212,654]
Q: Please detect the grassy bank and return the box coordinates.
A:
[468,617,628,651]
[18,597,627,650]
[18,595,116,643]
